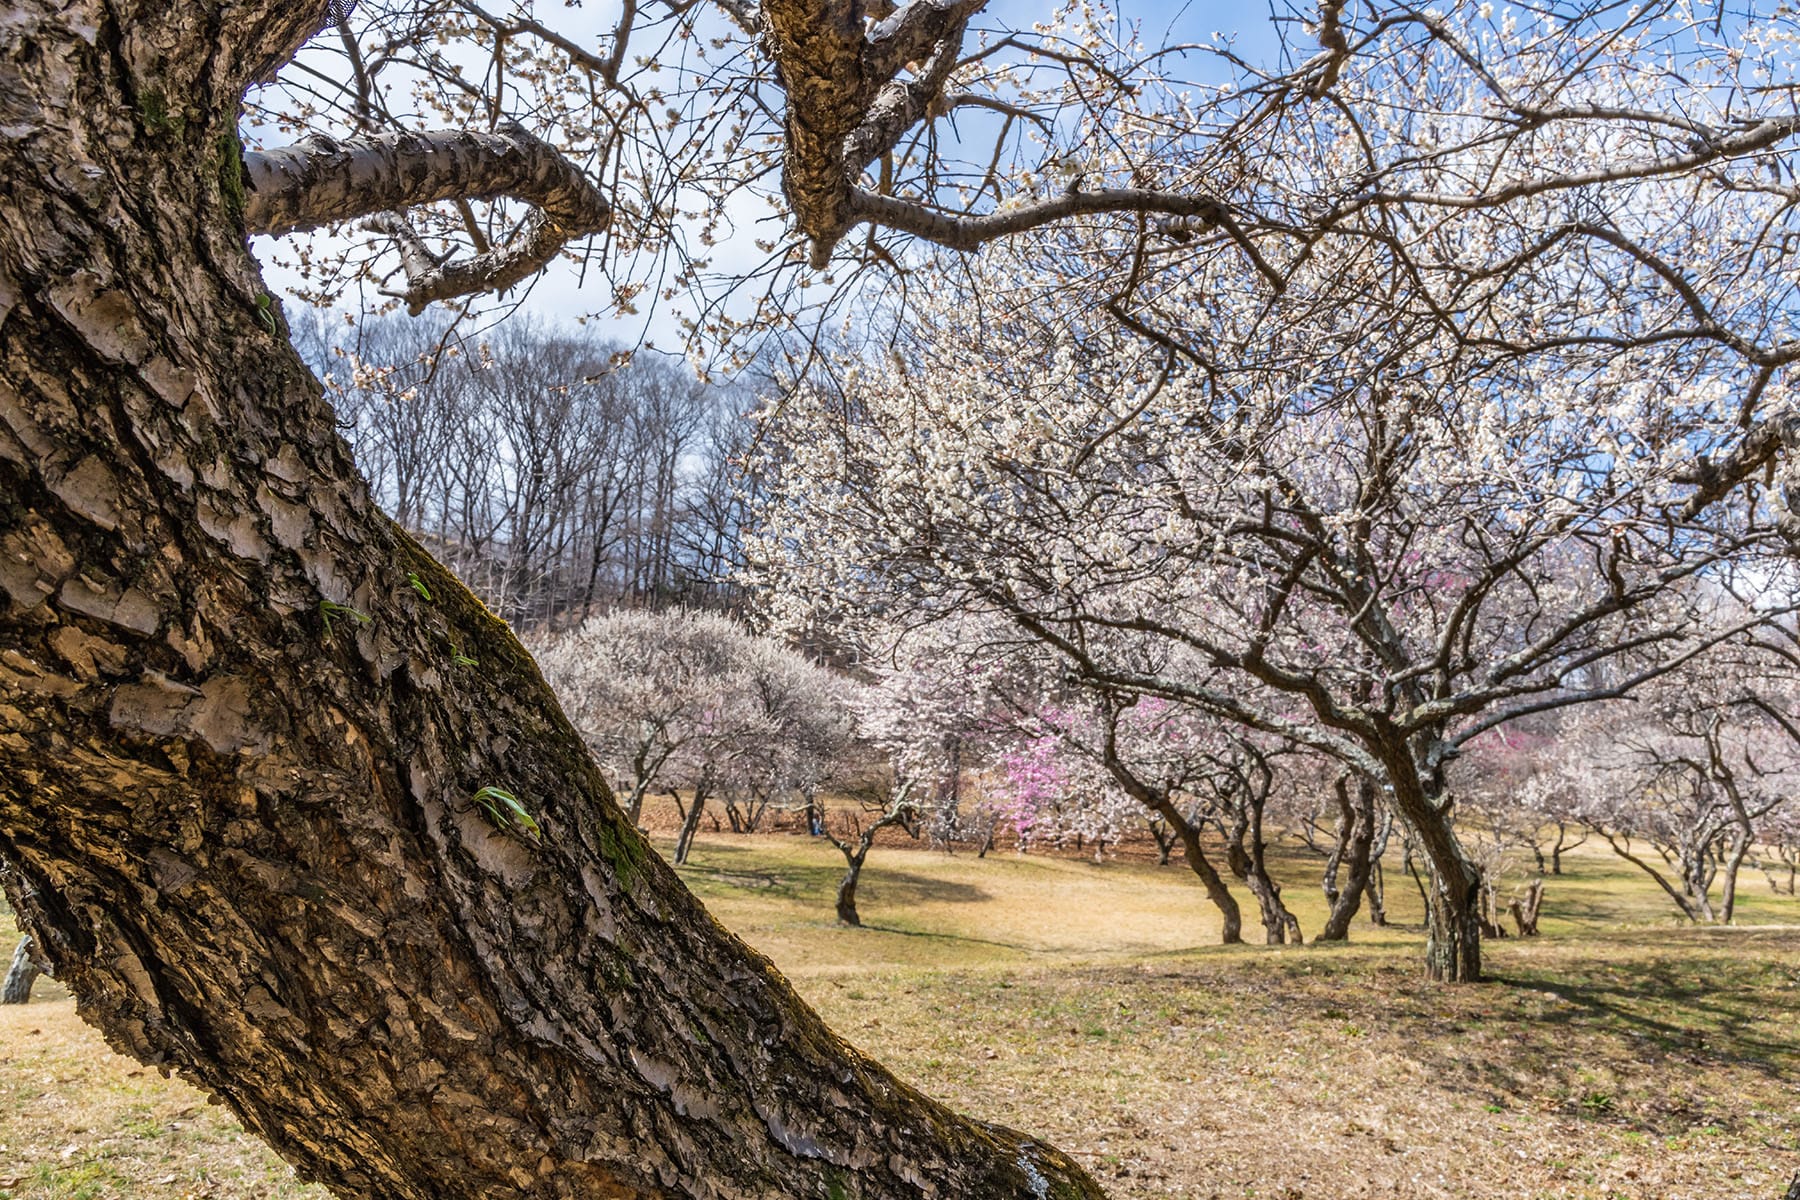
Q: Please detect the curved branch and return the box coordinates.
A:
[848,186,1286,291]
[245,127,608,236]
[1363,117,1800,210]
[243,127,611,312]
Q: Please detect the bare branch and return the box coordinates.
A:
[1305,0,1351,98]
[1363,117,1800,209]
[847,186,1286,290]
[244,126,609,236]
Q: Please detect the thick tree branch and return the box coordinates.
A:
[244,127,610,312]
[863,0,986,82]
[843,7,980,177]
[244,127,607,236]
[763,0,987,265]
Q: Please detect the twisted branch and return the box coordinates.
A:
[243,127,611,312]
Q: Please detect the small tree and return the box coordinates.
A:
[824,785,919,927]
[3,936,43,1005]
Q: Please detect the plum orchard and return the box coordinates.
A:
[2,0,1798,1195]
[747,4,1800,981]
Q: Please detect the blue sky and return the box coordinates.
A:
[250,0,1290,354]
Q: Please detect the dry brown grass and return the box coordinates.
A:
[2,831,1797,1200]
[0,958,319,1200]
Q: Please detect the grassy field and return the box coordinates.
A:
[2,829,1797,1200]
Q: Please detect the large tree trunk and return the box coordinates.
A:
[0,5,1106,1198]
[1420,872,1485,982]
[1375,742,1483,982]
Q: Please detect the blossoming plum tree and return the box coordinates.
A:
[749,76,1800,975]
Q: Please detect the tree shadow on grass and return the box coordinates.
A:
[1483,954,1794,1073]
[1539,887,1692,928]
[1133,928,1799,1136]
[1427,940,1800,1132]
[678,843,991,907]
[855,923,1031,953]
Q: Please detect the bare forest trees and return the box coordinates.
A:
[300,315,750,623]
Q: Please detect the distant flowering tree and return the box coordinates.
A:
[1569,648,1800,924]
[532,608,744,829]
[992,736,1063,849]
[534,609,859,862]
[851,619,1031,848]
[718,635,861,837]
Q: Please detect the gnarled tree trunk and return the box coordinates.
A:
[1222,814,1301,945]
[825,796,914,928]
[1375,741,1483,982]
[0,4,1106,1198]
[1509,880,1543,936]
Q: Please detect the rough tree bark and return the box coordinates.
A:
[0,2,1107,1197]
[1376,739,1484,982]
[756,0,1269,275]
